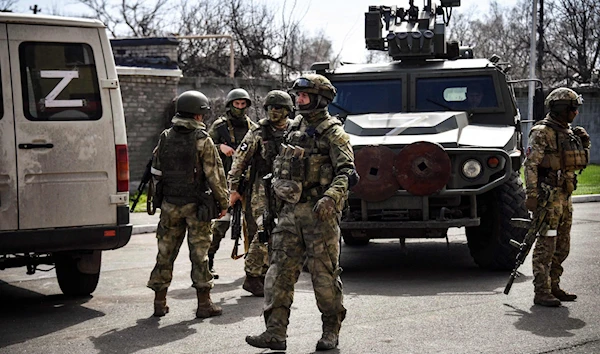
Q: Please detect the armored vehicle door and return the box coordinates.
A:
[7,23,117,230]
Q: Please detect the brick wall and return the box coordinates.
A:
[117,68,181,188]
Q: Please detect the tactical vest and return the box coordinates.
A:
[254,120,286,178]
[160,127,207,205]
[213,115,253,174]
[535,118,589,173]
[273,116,339,201]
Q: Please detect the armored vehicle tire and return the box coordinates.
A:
[55,253,101,296]
[342,231,370,246]
[466,172,528,270]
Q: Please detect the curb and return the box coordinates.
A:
[132,225,157,235]
[572,194,600,203]
[131,194,600,235]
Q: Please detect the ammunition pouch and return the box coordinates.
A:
[273,178,302,204]
[563,149,588,172]
[197,191,220,222]
[305,155,333,186]
[539,154,561,170]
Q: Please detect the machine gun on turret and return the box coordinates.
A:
[365,0,465,60]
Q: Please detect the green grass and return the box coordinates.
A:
[129,191,148,213]
[520,164,600,195]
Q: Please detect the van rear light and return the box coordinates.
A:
[116,144,129,192]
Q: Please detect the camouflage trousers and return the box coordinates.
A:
[532,188,573,294]
[245,183,269,277]
[262,201,346,341]
[147,201,214,292]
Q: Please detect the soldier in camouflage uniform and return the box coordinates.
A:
[207,88,259,278]
[524,87,591,307]
[246,75,359,351]
[147,91,229,318]
[228,90,294,297]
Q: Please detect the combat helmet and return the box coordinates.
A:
[263,90,293,111]
[225,88,252,107]
[176,90,210,116]
[544,87,583,112]
[289,74,337,102]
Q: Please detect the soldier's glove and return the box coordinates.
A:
[525,196,538,212]
[573,126,590,148]
[313,196,337,221]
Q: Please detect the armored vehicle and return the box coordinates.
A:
[312,0,529,270]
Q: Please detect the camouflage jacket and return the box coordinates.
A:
[152,116,229,208]
[286,111,356,209]
[524,114,587,198]
[208,112,258,174]
[228,118,289,192]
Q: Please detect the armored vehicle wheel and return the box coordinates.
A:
[55,252,101,296]
[342,230,370,246]
[466,172,528,270]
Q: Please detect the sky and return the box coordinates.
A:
[14,0,521,63]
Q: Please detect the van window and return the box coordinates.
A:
[19,42,102,121]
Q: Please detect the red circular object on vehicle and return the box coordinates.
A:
[394,141,451,196]
[351,145,400,202]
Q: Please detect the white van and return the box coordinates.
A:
[0,13,132,295]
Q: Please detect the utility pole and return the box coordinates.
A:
[536,0,544,81]
[29,5,41,14]
[525,0,539,148]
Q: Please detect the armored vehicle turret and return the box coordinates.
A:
[311,0,529,270]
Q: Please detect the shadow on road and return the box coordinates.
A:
[338,239,517,297]
[165,277,266,325]
[89,317,198,354]
[0,280,104,348]
[504,304,586,337]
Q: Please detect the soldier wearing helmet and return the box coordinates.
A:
[246,75,358,351]
[207,88,259,278]
[524,87,591,307]
[227,90,294,297]
[147,90,228,319]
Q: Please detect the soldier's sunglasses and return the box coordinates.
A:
[293,77,315,89]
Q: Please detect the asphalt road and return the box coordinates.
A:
[1,202,600,354]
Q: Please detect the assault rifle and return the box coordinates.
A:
[230,176,247,260]
[504,183,555,295]
[130,158,153,213]
[259,173,276,244]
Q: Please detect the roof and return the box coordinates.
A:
[332,58,497,75]
[0,12,105,28]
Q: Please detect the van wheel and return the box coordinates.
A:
[342,230,370,246]
[55,253,101,296]
[466,172,528,270]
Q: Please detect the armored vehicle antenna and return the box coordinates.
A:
[365,0,461,60]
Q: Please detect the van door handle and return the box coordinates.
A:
[18,143,54,149]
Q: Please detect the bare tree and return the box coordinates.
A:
[0,0,17,12]
[543,0,600,86]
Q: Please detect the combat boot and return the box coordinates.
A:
[316,313,343,351]
[195,288,222,318]
[534,292,561,307]
[242,275,264,297]
[153,288,169,317]
[552,286,577,301]
[208,253,219,279]
[245,331,287,351]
